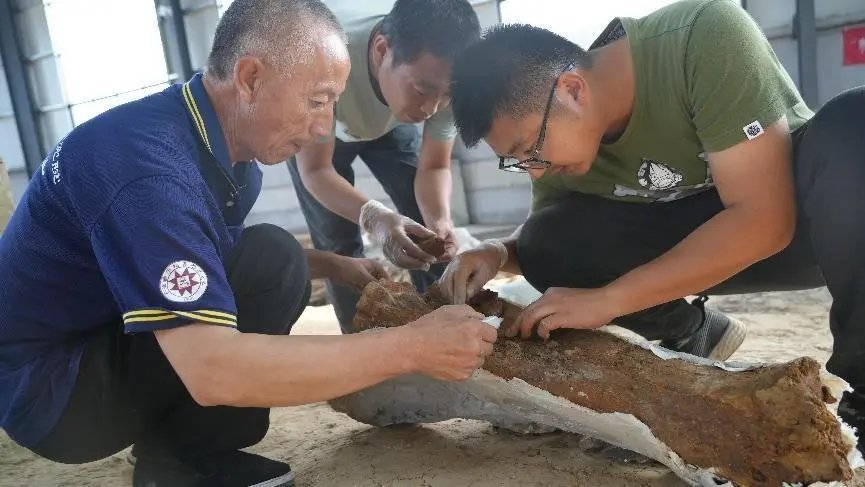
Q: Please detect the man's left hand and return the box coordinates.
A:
[506,287,622,339]
[330,256,389,291]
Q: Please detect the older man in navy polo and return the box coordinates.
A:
[0,1,497,486]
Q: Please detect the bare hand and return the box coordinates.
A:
[507,287,621,339]
[329,256,389,291]
[407,305,498,381]
[439,243,503,305]
[388,216,439,269]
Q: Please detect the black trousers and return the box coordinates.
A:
[518,86,865,390]
[30,224,311,464]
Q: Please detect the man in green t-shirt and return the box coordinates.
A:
[287,0,480,331]
[441,0,865,454]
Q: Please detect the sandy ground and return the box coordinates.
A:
[1,287,863,486]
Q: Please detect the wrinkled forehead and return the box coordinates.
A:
[313,34,350,94]
[316,29,350,66]
[279,31,350,93]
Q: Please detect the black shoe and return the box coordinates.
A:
[660,296,747,361]
[132,450,295,487]
[838,389,865,456]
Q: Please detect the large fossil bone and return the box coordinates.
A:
[331,280,863,487]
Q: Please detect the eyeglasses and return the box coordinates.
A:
[499,63,575,173]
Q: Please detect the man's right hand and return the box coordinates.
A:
[405,305,497,381]
[439,241,507,305]
[359,200,438,270]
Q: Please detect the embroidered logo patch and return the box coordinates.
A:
[637,159,684,191]
[743,120,764,140]
[160,260,208,303]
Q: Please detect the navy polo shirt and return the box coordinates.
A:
[0,74,262,447]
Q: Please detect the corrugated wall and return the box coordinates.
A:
[7,1,862,227]
[177,0,528,232]
[746,0,865,107]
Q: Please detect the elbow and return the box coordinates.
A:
[299,167,327,198]
[187,382,226,408]
[732,200,796,260]
[186,375,233,408]
[155,325,248,407]
[774,204,797,252]
[774,219,796,253]
[181,358,242,407]
[761,211,797,258]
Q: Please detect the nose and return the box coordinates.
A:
[420,96,444,119]
[310,110,333,138]
[417,107,432,120]
[310,121,330,138]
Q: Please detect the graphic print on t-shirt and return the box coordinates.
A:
[613,155,714,202]
[636,159,683,190]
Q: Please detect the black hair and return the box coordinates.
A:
[451,24,590,147]
[379,0,481,65]
[208,0,344,79]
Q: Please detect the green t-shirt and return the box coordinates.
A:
[532,0,812,210]
[330,14,458,143]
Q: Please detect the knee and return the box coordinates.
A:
[823,86,865,117]
[796,87,865,199]
[233,224,309,289]
[231,412,270,450]
[518,202,580,260]
[803,87,865,148]
[516,205,573,292]
[517,198,625,291]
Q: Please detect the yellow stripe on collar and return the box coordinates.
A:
[182,82,212,154]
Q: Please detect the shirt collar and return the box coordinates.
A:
[181,73,234,174]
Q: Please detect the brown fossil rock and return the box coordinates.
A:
[411,235,447,258]
[351,280,855,487]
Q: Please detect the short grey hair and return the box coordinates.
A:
[207,0,345,79]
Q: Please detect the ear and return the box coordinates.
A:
[234,56,266,104]
[370,33,390,70]
[556,71,589,113]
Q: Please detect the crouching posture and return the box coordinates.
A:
[0,1,496,486]
[441,0,864,455]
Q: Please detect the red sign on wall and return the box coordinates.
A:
[843,25,865,66]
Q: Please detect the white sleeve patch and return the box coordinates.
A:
[159,260,209,303]
[743,120,765,140]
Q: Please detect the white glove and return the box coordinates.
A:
[439,239,508,305]
[359,200,438,270]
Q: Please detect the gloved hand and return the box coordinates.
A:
[359,200,438,270]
